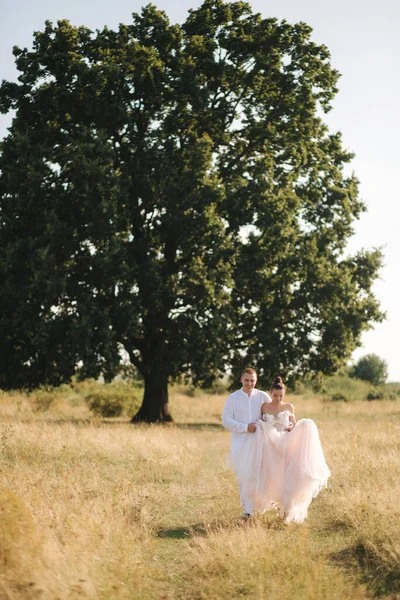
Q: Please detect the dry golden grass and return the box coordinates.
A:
[0,386,399,599]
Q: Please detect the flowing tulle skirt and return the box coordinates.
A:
[231,419,330,523]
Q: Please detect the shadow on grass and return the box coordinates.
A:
[16,418,225,431]
[330,542,400,597]
[175,423,224,431]
[156,513,287,541]
[17,417,132,427]
[156,524,208,539]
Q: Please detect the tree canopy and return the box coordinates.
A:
[350,354,388,387]
[0,0,384,420]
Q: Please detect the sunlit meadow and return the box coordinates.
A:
[0,381,399,599]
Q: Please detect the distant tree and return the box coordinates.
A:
[0,0,384,421]
[350,354,388,386]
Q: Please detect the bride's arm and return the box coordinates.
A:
[261,402,270,420]
[286,403,296,431]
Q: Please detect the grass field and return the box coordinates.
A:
[1,384,400,599]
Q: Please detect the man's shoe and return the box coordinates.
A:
[243,512,252,520]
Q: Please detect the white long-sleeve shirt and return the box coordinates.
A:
[222,388,272,449]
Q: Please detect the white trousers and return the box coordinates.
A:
[238,484,253,515]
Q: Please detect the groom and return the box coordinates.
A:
[222,368,272,518]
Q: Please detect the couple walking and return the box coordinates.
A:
[222,368,330,523]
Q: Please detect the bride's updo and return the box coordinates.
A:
[270,376,286,391]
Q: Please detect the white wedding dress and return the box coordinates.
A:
[231,411,330,523]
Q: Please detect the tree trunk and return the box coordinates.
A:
[131,372,172,423]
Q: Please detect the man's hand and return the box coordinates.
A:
[247,423,257,433]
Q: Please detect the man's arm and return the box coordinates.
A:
[221,395,249,434]
[262,391,272,403]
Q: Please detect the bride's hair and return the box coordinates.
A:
[271,376,286,391]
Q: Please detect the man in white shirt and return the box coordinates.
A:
[222,367,272,517]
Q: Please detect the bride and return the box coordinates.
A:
[233,376,330,523]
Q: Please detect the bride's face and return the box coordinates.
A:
[271,389,285,403]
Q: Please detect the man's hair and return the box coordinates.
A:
[241,367,257,377]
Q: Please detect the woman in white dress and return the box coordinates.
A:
[233,376,330,523]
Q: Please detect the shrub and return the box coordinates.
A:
[31,388,56,412]
[367,389,385,401]
[85,384,139,417]
[330,393,349,402]
[206,380,229,395]
[321,375,371,402]
[183,386,198,398]
[367,388,399,401]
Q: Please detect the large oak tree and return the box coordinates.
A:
[0,0,383,421]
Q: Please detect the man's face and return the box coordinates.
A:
[241,373,257,393]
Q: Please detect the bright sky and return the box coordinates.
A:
[1,0,399,379]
